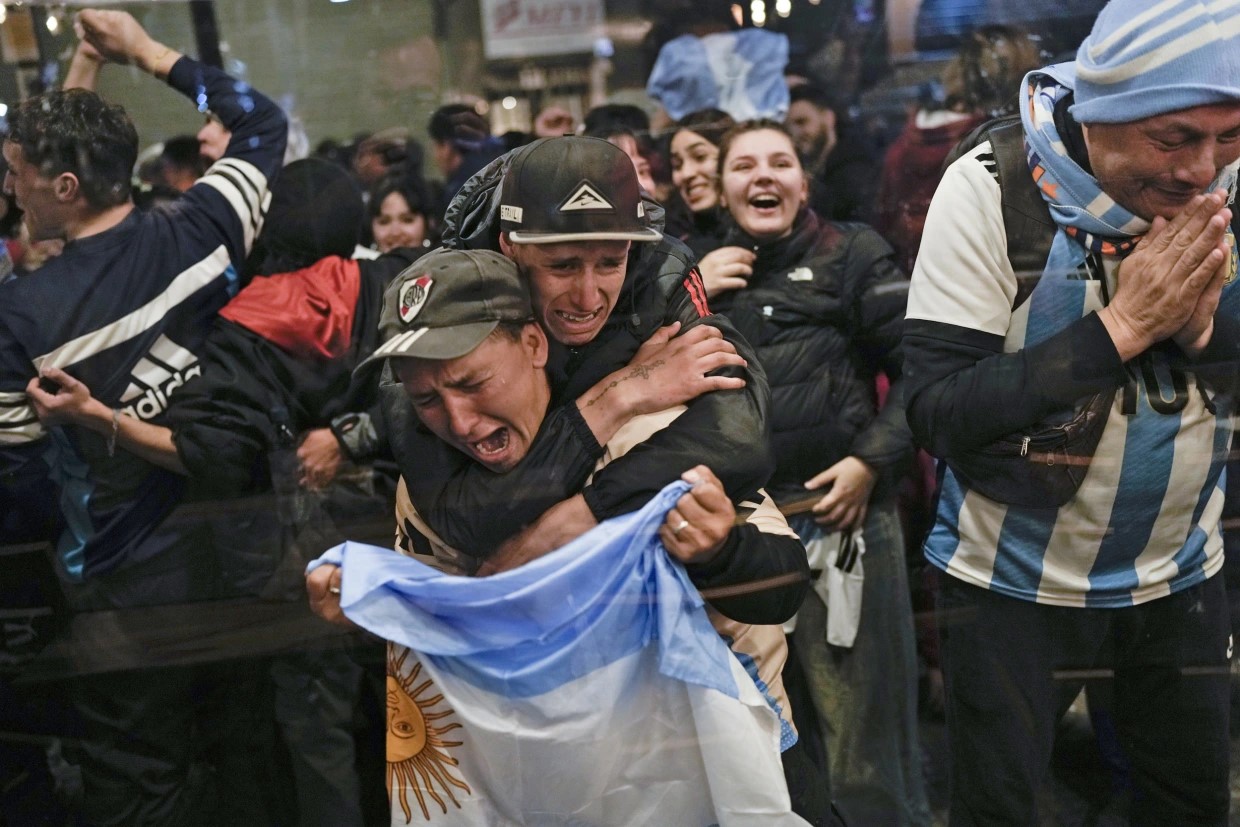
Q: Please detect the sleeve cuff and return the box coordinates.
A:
[562,401,604,457]
[330,411,378,462]
[683,527,742,583]
[1191,313,1240,367]
[164,55,197,97]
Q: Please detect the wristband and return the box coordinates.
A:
[107,408,120,457]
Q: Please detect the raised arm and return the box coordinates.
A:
[74,9,184,79]
[62,39,104,91]
[76,8,287,263]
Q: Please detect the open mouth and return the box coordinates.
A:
[555,308,601,326]
[749,194,781,211]
[471,428,510,459]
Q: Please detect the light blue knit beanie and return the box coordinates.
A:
[1071,0,1240,124]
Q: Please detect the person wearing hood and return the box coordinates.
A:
[428,104,507,218]
[874,25,1043,275]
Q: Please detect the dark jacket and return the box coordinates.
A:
[679,207,731,261]
[167,250,422,495]
[874,110,987,274]
[712,210,913,503]
[807,133,879,224]
[379,146,802,620]
[0,56,287,578]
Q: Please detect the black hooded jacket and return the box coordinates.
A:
[712,210,913,503]
[167,249,423,495]
[379,147,792,613]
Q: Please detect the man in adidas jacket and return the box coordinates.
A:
[0,10,286,588]
[0,10,285,825]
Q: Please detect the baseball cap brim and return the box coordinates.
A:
[353,319,500,376]
[506,226,663,245]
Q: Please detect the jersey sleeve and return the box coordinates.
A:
[841,228,915,473]
[165,56,288,266]
[903,150,1127,458]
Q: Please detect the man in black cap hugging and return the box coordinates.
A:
[382,136,774,574]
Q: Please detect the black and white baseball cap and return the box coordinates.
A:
[355,249,533,373]
[498,136,663,245]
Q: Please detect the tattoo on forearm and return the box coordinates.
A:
[586,359,666,407]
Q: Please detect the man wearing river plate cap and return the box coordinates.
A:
[333,245,824,823]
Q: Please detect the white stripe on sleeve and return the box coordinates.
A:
[32,246,231,372]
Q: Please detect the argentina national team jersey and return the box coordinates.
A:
[927,363,1229,608]
[909,145,1233,608]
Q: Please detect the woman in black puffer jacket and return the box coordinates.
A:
[711,119,932,827]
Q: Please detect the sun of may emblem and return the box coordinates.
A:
[388,645,471,822]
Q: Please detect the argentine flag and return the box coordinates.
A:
[646,30,790,122]
[311,482,805,826]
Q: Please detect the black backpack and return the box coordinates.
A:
[944,114,1057,309]
[938,115,1115,509]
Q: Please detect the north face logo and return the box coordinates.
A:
[560,182,613,212]
[119,335,201,421]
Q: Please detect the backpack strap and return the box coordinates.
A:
[945,115,1057,309]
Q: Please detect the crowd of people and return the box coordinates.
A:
[2,1,1240,825]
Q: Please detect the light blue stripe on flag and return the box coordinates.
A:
[311,481,739,700]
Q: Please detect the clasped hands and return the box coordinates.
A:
[1100,189,1234,361]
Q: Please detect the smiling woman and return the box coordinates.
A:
[718,121,808,243]
[708,116,931,826]
[368,173,436,253]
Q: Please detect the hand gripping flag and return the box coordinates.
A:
[309,481,807,826]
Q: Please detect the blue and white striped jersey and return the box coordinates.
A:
[905,143,1236,607]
